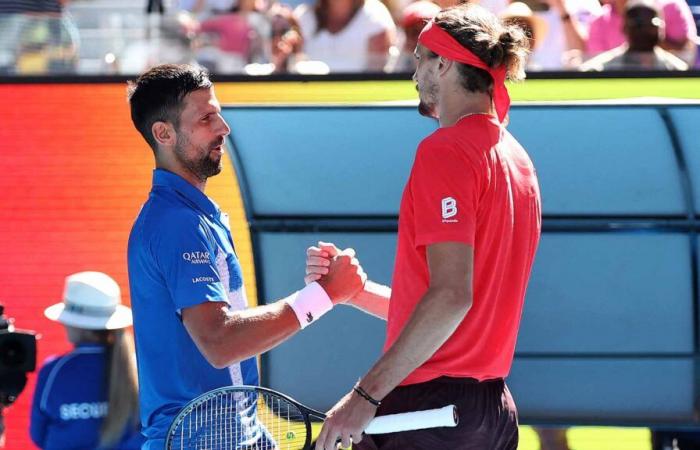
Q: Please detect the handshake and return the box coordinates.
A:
[304,241,367,305]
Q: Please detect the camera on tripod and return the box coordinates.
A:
[0,304,37,406]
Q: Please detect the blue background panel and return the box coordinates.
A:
[517,233,694,354]
[227,105,689,217]
[224,107,438,216]
[668,107,700,213]
[508,358,695,422]
[507,107,685,215]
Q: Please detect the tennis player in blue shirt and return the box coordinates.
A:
[126,64,366,449]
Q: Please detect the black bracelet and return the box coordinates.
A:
[353,383,381,407]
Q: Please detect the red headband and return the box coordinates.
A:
[418,21,510,123]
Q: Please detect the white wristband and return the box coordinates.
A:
[284,282,333,329]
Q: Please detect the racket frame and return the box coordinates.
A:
[165,385,325,450]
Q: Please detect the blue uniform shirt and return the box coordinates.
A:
[29,344,144,450]
[127,169,259,449]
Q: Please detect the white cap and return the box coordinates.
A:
[44,272,133,330]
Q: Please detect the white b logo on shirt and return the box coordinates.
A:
[442,197,458,220]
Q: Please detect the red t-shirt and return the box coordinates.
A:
[385,114,542,385]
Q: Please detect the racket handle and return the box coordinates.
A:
[364,405,458,435]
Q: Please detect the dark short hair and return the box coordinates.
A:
[127,64,212,151]
[314,0,364,35]
[430,4,529,95]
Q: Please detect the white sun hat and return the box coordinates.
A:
[44,272,133,330]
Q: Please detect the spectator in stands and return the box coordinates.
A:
[190,0,275,73]
[380,0,402,23]
[522,0,600,69]
[30,272,143,450]
[177,0,237,16]
[473,0,600,70]
[237,0,274,63]
[118,12,198,74]
[393,0,440,72]
[499,1,549,69]
[580,0,689,70]
[294,0,397,72]
[238,2,307,75]
[434,0,468,6]
[585,0,697,65]
[0,1,66,17]
[196,5,255,72]
[0,0,78,74]
[268,3,304,73]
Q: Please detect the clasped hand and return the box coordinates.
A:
[305,241,366,304]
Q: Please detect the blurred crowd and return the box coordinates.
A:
[0,0,698,74]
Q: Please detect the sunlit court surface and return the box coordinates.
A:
[1,0,699,448]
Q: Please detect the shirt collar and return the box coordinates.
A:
[152,169,221,218]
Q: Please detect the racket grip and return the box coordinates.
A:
[364,405,458,435]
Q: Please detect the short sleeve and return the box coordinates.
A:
[361,0,396,36]
[153,215,229,312]
[411,141,482,248]
[662,0,697,43]
[585,17,607,55]
[294,4,315,40]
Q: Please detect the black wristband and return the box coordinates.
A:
[353,384,381,407]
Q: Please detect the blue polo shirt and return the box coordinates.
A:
[29,344,144,450]
[127,169,260,449]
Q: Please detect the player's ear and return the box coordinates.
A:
[152,121,176,147]
[438,56,453,76]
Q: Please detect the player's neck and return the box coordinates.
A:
[178,171,208,192]
[172,169,208,192]
[438,90,494,127]
[155,156,208,193]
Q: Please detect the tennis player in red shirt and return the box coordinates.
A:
[308,4,541,449]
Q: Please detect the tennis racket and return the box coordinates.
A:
[166,385,458,450]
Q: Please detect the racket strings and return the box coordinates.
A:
[168,390,309,449]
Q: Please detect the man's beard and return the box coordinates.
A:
[418,101,437,118]
[416,82,438,119]
[174,134,223,182]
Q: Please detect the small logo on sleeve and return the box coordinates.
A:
[306,312,314,323]
[192,276,216,284]
[442,197,458,223]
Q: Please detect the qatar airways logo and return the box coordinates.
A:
[441,197,458,223]
[183,251,210,265]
